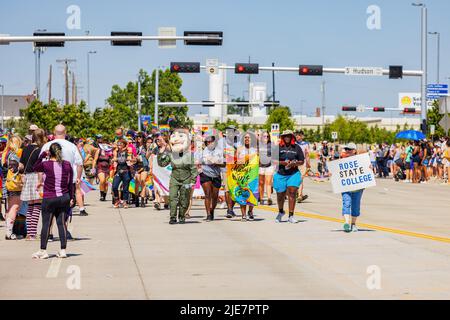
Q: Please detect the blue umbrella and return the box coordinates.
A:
[395,130,426,141]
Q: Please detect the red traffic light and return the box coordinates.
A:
[170,62,200,73]
[234,63,259,74]
[403,108,416,113]
[342,106,357,112]
[299,65,323,76]
[373,107,385,112]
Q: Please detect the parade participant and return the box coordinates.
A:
[236,132,258,221]
[273,130,305,224]
[339,143,365,233]
[222,126,241,219]
[295,131,310,203]
[40,125,84,219]
[258,132,275,206]
[2,136,23,240]
[200,135,224,221]
[443,140,450,185]
[134,132,150,207]
[0,136,7,221]
[412,141,422,183]
[92,141,113,201]
[112,139,134,209]
[32,143,74,259]
[151,134,170,210]
[19,129,46,241]
[158,128,198,225]
[404,141,414,183]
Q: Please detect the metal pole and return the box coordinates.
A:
[421,6,428,134]
[87,52,90,110]
[272,62,276,111]
[437,33,440,84]
[321,81,326,126]
[137,76,141,132]
[154,68,159,126]
[37,48,41,100]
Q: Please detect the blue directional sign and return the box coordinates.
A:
[427,84,448,101]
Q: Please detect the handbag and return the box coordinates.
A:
[6,169,23,192]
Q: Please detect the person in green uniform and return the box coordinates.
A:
[158,128,198,225]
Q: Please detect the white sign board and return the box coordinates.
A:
[328,153,376,194]
[345,67,383,76]
[158,27,176,49]
[206,58,219,75]
[331,132,338,140]
[399,92,421,109]
[250,82,267,117]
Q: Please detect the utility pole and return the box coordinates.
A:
[71,71,77,105]
[48,64,52,104]
[87,51,97,111]
[56,59,76,106]
[428,31,440,84]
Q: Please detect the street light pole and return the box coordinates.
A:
[300,99,306,128]
[154,68,159,126]
[412,3,428,134]
[87,51,97,111]
[137,73,145,132]
[428,32,440,84]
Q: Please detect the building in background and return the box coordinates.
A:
[1,95,35,120]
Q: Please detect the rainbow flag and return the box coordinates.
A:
[159,124,170,132]
[145,176,153,191]
[226,154,259,206]
[128,179,136,194]
[80,179,97,195]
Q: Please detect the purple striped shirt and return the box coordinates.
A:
[33,154,74,199]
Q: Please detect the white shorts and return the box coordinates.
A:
[259,166,275,176]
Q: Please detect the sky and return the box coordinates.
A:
[1,0,450,118]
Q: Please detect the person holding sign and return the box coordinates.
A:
[338,143,367,233]
[273,130,305,224]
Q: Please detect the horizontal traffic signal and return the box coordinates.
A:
[184,31,223,46]
[33,32,65,47]
[389,66,403,79]
[403,108,416,113]
[111,32,142,46]
[170,62,201,73]
[342,106,357,112]
[373,107,385,112]
[235,63,259,74]
[299,65,323,76]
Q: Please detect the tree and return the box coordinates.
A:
[264,106,295,133]
[23,100,61,133]
[106,69,190,130]
[427,101,446,137]
[214,119,240,132]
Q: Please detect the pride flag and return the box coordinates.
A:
[159,124,170,132]
[226,154,259,206]
[80,179,97,195]
[128,179,136,194]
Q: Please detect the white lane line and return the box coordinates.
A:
[46,258,62,278]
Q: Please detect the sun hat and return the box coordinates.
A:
[343,142,357,150]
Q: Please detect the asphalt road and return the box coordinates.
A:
[0,177,449,300]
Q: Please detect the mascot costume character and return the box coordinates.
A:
[158,128,198,224]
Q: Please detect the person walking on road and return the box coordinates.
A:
[339,143,365,233]
[273,130,305,224]
[295,131,310,203]
[112,139,134,209]
[32,143,74,259]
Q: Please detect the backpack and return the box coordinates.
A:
[6,169,23,192]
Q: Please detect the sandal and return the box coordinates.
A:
[5,233,17,240]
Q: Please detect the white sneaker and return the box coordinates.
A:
[32,250,49,260]
[219,202,226,209]
[56,250,67,259]
[275,212,285,223]
[351,225,359,232]
[288,216,299,224]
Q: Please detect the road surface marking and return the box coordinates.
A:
[46,258,62,278]
[259,206,450,244]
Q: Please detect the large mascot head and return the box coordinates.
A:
[169,128,190,154]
